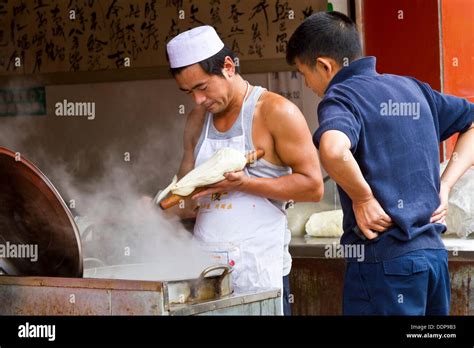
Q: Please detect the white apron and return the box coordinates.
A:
[193,85,285,296]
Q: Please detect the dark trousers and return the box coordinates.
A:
[343,249,450,315]
[283,274,292,316]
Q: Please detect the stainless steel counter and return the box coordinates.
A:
[0,275,281,316]
[290,236,474,260]
[170,290,281,315]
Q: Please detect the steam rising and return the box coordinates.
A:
[65,164,214,281]
[0,115,214,281]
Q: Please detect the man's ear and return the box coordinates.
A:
[222,56,236,78]
[316,57,341,78]
[316,57,333,74]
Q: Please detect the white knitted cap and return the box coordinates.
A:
[167,26,225,68]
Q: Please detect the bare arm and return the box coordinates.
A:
[193,98,324,202]
[441,124,474,189]
[431,123,474,222]
[241,99,323,202]
[163,106,206,219]
[319,130,393,239]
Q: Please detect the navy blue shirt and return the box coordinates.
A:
[314,57,474,262]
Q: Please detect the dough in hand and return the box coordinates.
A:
[305,209,344,237]
[155,148,247,203]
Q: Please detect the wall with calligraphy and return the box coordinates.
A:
[0,0,326,77]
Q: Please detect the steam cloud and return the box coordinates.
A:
[0,113,214,281]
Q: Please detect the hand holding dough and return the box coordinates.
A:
[155,148,247,204]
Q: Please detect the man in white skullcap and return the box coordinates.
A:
[165,26,324,315]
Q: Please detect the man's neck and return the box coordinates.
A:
[213,77,250,131]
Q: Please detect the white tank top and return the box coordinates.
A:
[193,85,293,276]
[193,83,285,299]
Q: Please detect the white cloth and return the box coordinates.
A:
[167,26,224,68]
[193,85,285,299]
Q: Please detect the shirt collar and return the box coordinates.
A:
[326,56,378,92]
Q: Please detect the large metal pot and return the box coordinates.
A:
[0,147,82,277]
[84,263,233,304]
[0,146,234,305]
[0,147,288,316]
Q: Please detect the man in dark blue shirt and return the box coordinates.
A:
[287,11,474,315]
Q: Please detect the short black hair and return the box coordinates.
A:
[170,46,240,77]
[286,11,362,68]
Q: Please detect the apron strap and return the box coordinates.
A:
[204,112,211,139]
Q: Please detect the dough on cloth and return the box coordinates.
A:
[305,209,344,237]
[155,148,247,203]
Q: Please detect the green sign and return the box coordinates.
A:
[0,86,46,116]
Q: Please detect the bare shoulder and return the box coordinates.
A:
[257,90,306,126]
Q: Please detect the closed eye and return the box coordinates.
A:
[183,83,208,94]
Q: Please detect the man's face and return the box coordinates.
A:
[295,58,332,98]
[174,64,232,114]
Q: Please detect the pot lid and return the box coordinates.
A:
[0,147,82,277]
